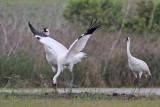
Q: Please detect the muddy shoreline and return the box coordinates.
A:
[1,92,159,100]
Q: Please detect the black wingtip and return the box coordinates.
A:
[28,22,47,38]
[84,19,102,35]
[28,22,36,35]
[28,22,32,29]
[28,22,33,30]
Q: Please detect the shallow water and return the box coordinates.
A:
[0,88,160,95]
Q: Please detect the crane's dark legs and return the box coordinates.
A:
[138,73,143,94]
[68,71,74,93]
[52,82,58,93]
[68,65,74,93]
[52,70,58,93]
[148,75,153,95]
[132,77,138,94]
[54,85,58,93]
[52,65,63,94]
[61,71,67,93]
[138,77,141,94]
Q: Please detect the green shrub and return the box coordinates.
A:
[124,16,146,33]
[152,3,160,32]
[63,0,99,24]
[63,0,122,31]
[137,0,154,27]
[154,3,160,25]
[63,0,160,33]
[100,0,122,31]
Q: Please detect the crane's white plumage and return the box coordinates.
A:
[39,37,68,57]
[43,28,58,72]
[125,37,151,86]
[28,20,101,91]
[66,35,90,59]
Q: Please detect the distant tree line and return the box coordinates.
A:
[63,0,160,33]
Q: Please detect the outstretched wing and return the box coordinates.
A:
[66,19,101,60]
[28,22,68,56]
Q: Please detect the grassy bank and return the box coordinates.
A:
[0,0,67,4]
[0,0,160,88]
[0,97,160,107]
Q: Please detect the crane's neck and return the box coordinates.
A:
[127,40,132,58]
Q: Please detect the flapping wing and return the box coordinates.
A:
[28,22,68,56]
[66,19,101,59]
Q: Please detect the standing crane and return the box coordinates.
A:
[125,37,151,92]
[28,19,101,92]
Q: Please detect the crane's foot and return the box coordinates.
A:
[52,87,58,94]
[133,78,139,85]
[68,88,73,93]
[68,81,73,93]
[52,82,58,94]
[131,87,137,94]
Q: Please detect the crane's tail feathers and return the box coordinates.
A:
[28,22,47,38]
[83,19,102,35]
[73,52,87,63]
[76,52,86,58]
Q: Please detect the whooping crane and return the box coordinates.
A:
[125,37,151,91]
[42,28,57,73]
[30,26,70,91]
[43,27,73,89]
[28,19,101,92]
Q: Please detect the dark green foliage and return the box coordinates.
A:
[124,16,146,33]
[63,0,123,31]
[63,0,160,33]
[124,0,154,33]
[63,0,99,23]
[137,0,154,27]
[100,0,122,31]
[152,3,160,32]
[154,3,160,25]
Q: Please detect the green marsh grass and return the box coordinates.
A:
[0,97,160,107]
[0,0,67,4]
[0,0,160,88]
